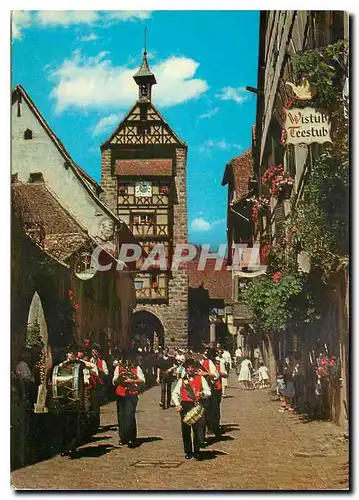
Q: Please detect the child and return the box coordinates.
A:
[276,373,286,411]
[257,362,270,388]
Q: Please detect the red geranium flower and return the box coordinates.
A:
[272,271,282,283]
[74,303,80,311]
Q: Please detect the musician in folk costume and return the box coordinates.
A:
[171,359,211,460]
[213,350,227,430]
[112,353,145,448]
[200,348,225,437]
[57,346,90,458]
[91,344,109,404]
[156,347,177,409]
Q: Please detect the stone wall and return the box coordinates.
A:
[100,148,117,212]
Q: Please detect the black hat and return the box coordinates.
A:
[205,348,216,361]
[183,358,196,368]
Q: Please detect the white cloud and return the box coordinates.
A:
[199,140,242,155]
[92,113,123,136]
[199,107,219,120]
[36,11,99,26]
[105,11,152,22]
[216,86,248,104]
[12,11,32,39]
[79,33,99,42]
[191,218,212,232]
[191,217,226,232]
[50,51,208,112]
[12,10,152,40]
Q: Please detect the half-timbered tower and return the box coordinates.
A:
[100,50,188,348]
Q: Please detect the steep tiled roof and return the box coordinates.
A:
[115,159,172,176]
[12,182,92,262]
[187,260,232,304]
[11,85,120,219]
[222,149,253,202]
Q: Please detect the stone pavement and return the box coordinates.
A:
[11,372,349,491]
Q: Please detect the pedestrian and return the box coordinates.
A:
[257,361,270,388]
[221,348,232,396]
[253,346,262,371]
[171,358,211,460]
[174,354,186,379]
[112,353,145,448]
[235,346,243,373]
[282,357,295,413]
[222,347,232,370]
[238,356,253,390]
[156,347,176,409]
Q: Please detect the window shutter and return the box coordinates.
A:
[274,201,285,243]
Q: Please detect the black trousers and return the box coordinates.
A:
[160,374,173,408]
[60,412,80,453]
[180,402,205,455]
[116,395,138,444]
[206,389,222,435]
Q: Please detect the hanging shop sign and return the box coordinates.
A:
[283,107,332,145]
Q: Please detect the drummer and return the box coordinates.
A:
[57,346,81,458]
[171,359,211,460]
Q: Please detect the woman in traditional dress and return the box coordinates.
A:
[238,357,253,390]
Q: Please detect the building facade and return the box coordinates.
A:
[100,51,189,348]
[252,11,349,427]
[11,86,136,351]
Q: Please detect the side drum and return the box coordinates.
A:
[51,361,85,413]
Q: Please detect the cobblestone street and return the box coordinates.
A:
[11,372,349,491]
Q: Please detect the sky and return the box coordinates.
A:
[11,10,260,248]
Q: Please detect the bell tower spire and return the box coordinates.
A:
[133,28,157,103]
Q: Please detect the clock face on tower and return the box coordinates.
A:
[135,181,152,197]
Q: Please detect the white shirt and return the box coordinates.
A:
[112,365,145,386]
[171,375,211,407]
[235,348,243,358]
[216,358,228,377]
[91,357,109,375]
[222,350,232,369]
[83,361,99,385]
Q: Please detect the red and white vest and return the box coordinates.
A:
[180,375,203,402]
[115,366,139,397]
[202,358,222,391]
[201,358,210,373]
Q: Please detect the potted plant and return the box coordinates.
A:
[272,173,294,198]
[252,196,270,221]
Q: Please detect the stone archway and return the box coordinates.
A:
[131,310,165,349]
